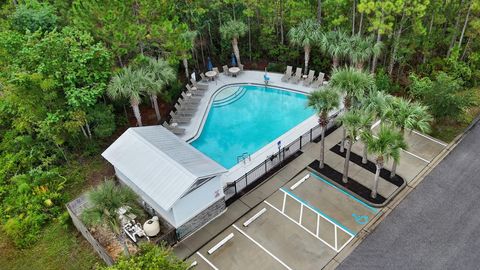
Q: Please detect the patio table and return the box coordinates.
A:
[205,71,217,81]
[229,67,240,77]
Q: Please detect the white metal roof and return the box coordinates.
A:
[102,126,226,210]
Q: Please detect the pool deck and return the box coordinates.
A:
[180,70,341,185]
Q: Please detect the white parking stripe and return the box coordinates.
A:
[412,130,447,146]
[403,149,430,163]
[196,252,219,270]
[232,224,293,270]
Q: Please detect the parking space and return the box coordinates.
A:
[188,169,379,270]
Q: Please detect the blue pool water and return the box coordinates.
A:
[191,85,315,169]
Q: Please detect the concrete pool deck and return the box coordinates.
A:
[174,123,448,269]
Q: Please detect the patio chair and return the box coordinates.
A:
[303,70,315,86]
[162,122,185,135]
[190,78,209,90]
[311,72,325,88]
[186,84,204,96]
[200,73,209,82]
[212,67,220,78]
[291,67,303,83]
[223,65,231,76]
[281,66,293,82]
[169,111,190,124]
[178,98,199,110]
[238,64,244,73]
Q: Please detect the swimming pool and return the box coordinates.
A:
[191,84,315,169]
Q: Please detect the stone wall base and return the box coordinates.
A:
[176,198,226,239]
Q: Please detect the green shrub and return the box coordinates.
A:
[267,62,286,73]
[375,68,400,94]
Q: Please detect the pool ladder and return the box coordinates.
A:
[237,152,251,164]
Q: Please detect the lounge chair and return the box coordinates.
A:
[291,67,302,83]
[238,64,244,73]
[162,122,185,135]
[190,78,208,90]
[177,98,199,110]
[174,103,195,115]
[169,111,190,124]
[281,66,292,82]
[212,67,220,78]
[311,72,325,88]
[222,65,231,76]
[186,84,204,96]
[303,70,315,86]
[181,91,201,101]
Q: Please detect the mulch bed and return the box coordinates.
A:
[330,143,405,187]
[308,160,386,204]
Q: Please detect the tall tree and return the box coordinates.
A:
[364,124,407,198]
[348,34,383,70]
[308,87,340,169]
[178,30,197,79]
[329,67,375,152]
[320,30,349,69]
[82,180,143,257]
[220,20,248,66]
[386,97,432,177]
[288,19,321,73]
[338,109,373,183]
[107,67,147,127]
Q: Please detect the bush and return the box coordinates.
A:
[375,68,400,94]
[10,1,58,33]
[267,62,286,73]
[99,243,188,270]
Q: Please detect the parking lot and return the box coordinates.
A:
[188,169,380,270]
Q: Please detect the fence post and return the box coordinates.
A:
[300,136,302,149]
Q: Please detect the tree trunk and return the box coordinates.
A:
[304,45,311,74]
[370,30,382,74]
[343,139,352,183]
[117,55,124,67]
[458,1,472,49]
[447,0,464,57]
[461,37,471,60]
[208,22,214,48]
[232,37,241,65]
[199,34,206,67]
[280,0,285,44]
[131,102,142,127]
[352,0,356,36]
[390,160,397,178]
[85,120,92,139]
[371,163,382,198]
[388,11,405,76]
[423,12,435,64]
[151,95,161,122]
[358,12,363,35]
[340,127,346,152]
[248,17,252,60]
[362,143,368,164]
[319,125,326,168]
[80,126,88,138]
[183,58,189,79]
[317,0,322,23]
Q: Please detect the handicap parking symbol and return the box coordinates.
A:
[352,213,369,225]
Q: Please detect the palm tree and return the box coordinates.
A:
[364,125,407,198]
[329,67,375,152]
[320,30,349,68]
[348,34,383,70]
[81,180,143,257]
[386,97,432,177]
[307,87,340,168]
[143,57,176,122]
[361,90,393,163]
[338,109,373,183]
[288,19,321,73]
[107,66,147,127]
[220,20,247,66]
[179,30,197,79]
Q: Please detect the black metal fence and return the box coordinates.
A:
[225,121,337,205]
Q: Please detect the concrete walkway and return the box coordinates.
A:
[338,121,480,270]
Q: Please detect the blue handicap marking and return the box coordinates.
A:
[352,213,369,225]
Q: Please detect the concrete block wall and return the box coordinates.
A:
[176,198,226,239]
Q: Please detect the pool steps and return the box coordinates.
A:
[212,86,247,107]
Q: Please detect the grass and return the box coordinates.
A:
[0,154,114,270]
[0,222,101,270]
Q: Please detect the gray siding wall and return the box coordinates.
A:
[176,198,226,239]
